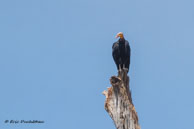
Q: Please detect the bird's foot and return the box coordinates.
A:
[118,69,122,73]
[123,68,129,73]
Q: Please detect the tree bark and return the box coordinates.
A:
[103,69,140,129]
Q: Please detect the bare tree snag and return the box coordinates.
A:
[103,69,140,129]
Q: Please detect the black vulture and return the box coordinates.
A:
[112,32,131,72]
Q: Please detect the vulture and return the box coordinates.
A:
[112,32,131,72]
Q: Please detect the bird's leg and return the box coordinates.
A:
[119,64,122,72]
[118,64,122,76]
[123,64,125,72]
[123,64,129,73]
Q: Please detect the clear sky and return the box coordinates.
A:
[0,0,194,129]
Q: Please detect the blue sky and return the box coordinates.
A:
[0,0,194,129]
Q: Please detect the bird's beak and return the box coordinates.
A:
[115,35,119,38]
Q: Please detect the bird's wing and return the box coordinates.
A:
[124,40,131,68]
[125,40,131,57]
[112,42,120,62]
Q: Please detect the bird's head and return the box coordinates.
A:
[115,32,124,39]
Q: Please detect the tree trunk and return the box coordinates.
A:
[103,69,140,129]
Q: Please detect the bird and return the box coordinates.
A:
[112,32,131,73]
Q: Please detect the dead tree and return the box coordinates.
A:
[103,69,140,129]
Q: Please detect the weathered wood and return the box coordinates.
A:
[103,69,140,129]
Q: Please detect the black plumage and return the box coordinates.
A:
[112,38,131,72]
